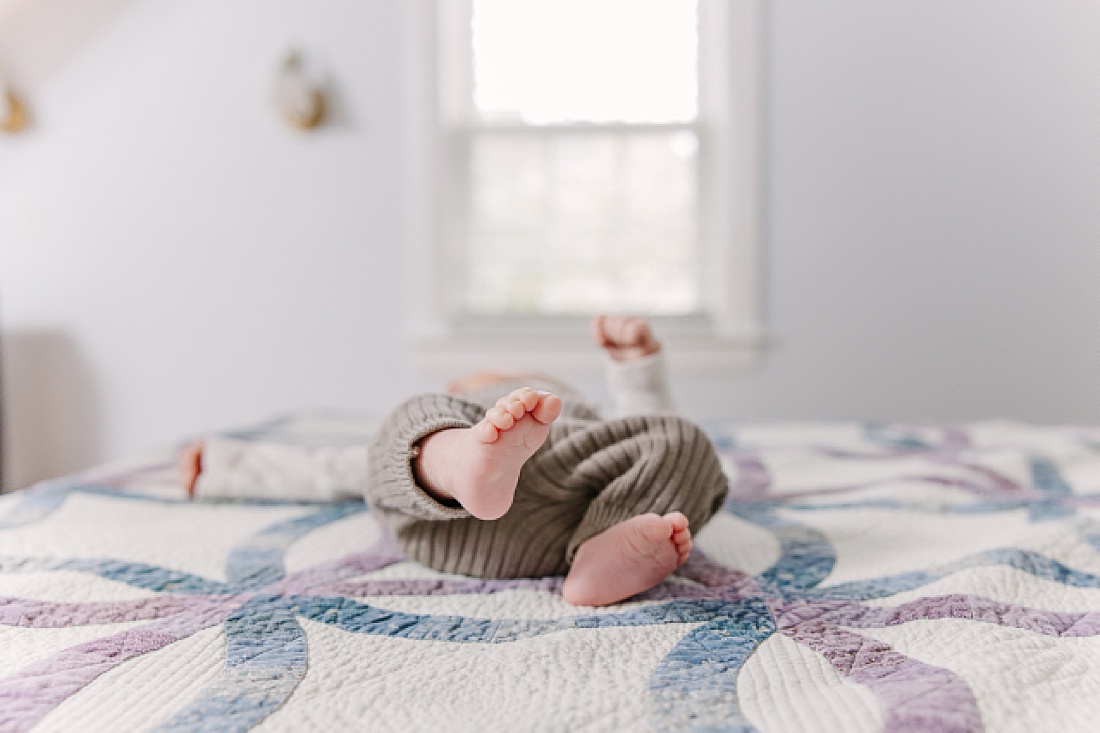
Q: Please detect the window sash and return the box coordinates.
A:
[446,122,705,317]
[441,0,709,320]
[407,0,764,371]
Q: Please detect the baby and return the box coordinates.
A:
[181,316,728,606]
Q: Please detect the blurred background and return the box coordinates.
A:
[1,0,1098,489]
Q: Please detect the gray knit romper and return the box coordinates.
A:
[364,387,729,579]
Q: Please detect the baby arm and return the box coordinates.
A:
[179,437,368,501]
[593,315,675,417]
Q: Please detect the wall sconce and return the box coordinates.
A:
[0,82,28,134]
[275,51,325,131]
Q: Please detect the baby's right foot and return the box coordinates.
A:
[562,512,692,606]
[415,388,562,520]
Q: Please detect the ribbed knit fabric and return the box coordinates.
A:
[364,391,729,579]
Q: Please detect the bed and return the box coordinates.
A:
[3,414,1100,732]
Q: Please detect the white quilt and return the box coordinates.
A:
[3,415,1100,731]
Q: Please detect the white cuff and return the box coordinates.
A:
[604,351,676,417]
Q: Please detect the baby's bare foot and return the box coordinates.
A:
[592,315,661,362]
[562,512,692,606]
[415,388,563,520]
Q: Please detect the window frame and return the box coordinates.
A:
[404,0,765,372]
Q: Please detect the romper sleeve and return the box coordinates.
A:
[193,437,369,501]
[604,351,676,417]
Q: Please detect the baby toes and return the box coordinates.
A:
[530,393,563,424]
[474,419,500,443]
[672,527,692,564]
[503,398,526,419]
[516,388,541,411]
[496,387,539,417]
[665,512,689,531]
[485,406,515,431]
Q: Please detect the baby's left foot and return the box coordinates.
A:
[415,388,562,520]
[562,512,692,606]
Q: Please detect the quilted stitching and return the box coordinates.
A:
[1,419,1099,731]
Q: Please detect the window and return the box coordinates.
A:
[406,0,763,370]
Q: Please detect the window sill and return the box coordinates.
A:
[409,316,768,374]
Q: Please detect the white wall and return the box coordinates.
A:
[685,0,1100,422]
[2,0,1099,488]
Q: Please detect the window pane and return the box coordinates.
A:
[471,0,698,124]
[465,131,700,315]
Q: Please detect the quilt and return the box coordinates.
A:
[3,415,1100,732]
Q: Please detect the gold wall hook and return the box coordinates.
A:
[1,90,27,134]
[288,88,324,130]
[276,51,325,131]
